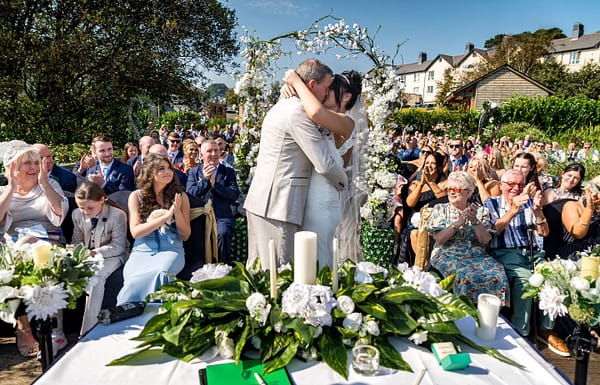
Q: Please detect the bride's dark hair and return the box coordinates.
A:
[332,70,362,111]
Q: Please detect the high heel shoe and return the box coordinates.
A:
[15,328,40,358]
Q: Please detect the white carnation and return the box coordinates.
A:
[190,264,232,283]
[281,284,336,327]
[22,283,69,321]
[355,262,388,284]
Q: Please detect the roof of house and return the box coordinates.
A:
[396,59,434,75]
[549,32,600,53]
[445,64,554,103]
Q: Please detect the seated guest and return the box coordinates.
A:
[467,155,501,204]
[182,139,201,173]
[128,136,156,177]
[84,136,136,195]
[72,182,129,334]
[424,172,508,305]
[73,144,97,177]
[149,143,187,186]
[447,139,469,172]
[166,131,184,170]
[559,176,600,259]
[32,143,78,194]
[214,134,235,168]
[543,163,585,205]
[0,142,69,357]
[120,141,139,164]
[117,154,190,304]
[400,138,420,161]
[187,140,240,263]
[484,169,570,355]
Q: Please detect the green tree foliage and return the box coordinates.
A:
[483,28,565,49]
[0,0,238,146]
[207,83,229,102]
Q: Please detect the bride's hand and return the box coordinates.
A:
[280,84,296,99]
[283,69,302,86]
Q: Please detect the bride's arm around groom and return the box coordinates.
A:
[244,58,348,269]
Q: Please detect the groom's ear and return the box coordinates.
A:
[305,79,317,90]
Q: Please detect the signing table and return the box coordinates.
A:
[33,305,570,385]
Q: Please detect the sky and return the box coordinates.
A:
[209,0,600,87]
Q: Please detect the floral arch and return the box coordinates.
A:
[233,15,405,265]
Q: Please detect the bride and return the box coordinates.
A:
[283,69,364,268]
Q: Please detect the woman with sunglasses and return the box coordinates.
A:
[424,171,508,305]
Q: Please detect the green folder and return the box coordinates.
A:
[200,359,292,385]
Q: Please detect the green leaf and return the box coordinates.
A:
[434,293,477,320]
[438,274,455,291]
[170,300,198,325]
[286,318,314,345]
[189,276,244,292]
[162,312,191,346]
[107,347,173,366]
[136,311,171,338]
[373,337,412,372]
[351,284,378,302]
[452,334,524,368]
[234,318,250,363]
[380,286,430,304]
[357,300,387,321]
[263,339,299,375]
[319,328,348,380]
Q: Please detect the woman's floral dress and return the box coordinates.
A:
[424,203,509,306]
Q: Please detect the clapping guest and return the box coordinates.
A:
[543,163,585,205]
[128,136,156,177]
[84,136,136,195]
[424,172,508,305]
[467,156,501,204]
[32,143,78,194]
[0,142,69,357]
[116,153,191,304]
[166,132,184,170]
[72,182,128,334]
[511,152,542,193]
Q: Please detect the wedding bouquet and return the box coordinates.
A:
[523,245,600,326]
[0,238,101,324]
[110,260,519,379]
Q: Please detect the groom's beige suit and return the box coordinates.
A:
[244,96,348,268]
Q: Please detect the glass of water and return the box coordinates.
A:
[351,344,380,376]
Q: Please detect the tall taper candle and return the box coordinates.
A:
[269,239,277,299]
[332,238,339,293]
[294,231,317,284]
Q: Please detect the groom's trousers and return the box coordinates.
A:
[246,211,298,270]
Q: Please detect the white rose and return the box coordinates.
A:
[343,312,362,332]
[366,320,380,336]
[336,295,355,315]
[561,259,578,273]
[246,292,267,312]
[571,276,590,292]
[408,330,428,345]
[0,269,13,284]
[528,273,545,288]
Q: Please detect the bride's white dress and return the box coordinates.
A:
[302,130,354,269]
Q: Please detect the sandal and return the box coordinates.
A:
[15,328,40,358]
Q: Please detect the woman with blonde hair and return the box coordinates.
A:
[182,139,201,173]
[467,155,501,204]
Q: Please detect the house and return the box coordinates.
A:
[545,23,600,71]
[395,22,598,106]
[444,65,553,109]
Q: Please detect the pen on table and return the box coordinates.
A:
[254,372,267,385]
[412,367,427,385]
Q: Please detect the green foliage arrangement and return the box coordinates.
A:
[108,261,520,379]
[392,109,478,136]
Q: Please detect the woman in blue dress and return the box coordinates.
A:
[117,153,191,304]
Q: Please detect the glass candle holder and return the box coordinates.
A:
[352,344,380,376]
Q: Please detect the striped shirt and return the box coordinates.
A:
[484,195,538,249]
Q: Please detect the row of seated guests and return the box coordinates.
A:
[0,137,239,358]
[394,141,599,357]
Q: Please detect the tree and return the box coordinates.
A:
[435,68,457,106]
[483,27,565,49]
[0,0,238,145]
[207,83,229,102]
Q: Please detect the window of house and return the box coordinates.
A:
[570,51,580,65]
[427,85,434,93]
[427,71,434,80]
[399,75,406,83]
[413,73,420,81]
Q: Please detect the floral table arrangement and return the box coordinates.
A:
[523,245,600,385]
[0,237,100,368]
[110,260,519,379]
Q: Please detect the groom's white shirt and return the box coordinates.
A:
[244,96,348,226]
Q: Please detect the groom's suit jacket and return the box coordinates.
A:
[244,96,348,226]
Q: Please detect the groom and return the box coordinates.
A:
[244,58,348,269]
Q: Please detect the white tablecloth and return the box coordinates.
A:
[33,305,571,385]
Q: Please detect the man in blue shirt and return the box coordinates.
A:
[484,169,549,338]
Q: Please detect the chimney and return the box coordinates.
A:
[465,42,474,54]
[418,51,427,64]
[572,22,584,39]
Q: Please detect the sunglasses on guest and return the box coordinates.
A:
[169,139,181,144]
[446,187,467,193]
[448,144,462,148]
[502,181,525,189]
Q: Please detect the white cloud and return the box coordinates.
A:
[247,0,309,16]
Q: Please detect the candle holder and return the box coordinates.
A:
[351,344,380,376]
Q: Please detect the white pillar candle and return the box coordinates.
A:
[474,293,501,340]
[269,239,277,299]
[581,256,600,280]
[332,238,339,293]
[294,231,317,284]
